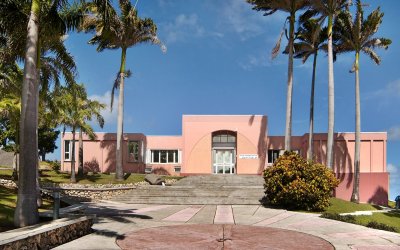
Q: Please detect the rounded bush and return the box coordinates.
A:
[263,151,339,211]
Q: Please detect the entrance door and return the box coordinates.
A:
[213,149,235,174]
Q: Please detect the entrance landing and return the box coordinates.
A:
[174,174,264,187]
[110,175,265,205]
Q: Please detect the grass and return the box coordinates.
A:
[355,211,400,232]
[0,185,53,232]
[324,198,382,214]
[321,198,400,233]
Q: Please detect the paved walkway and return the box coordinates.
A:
[54,201,400,250]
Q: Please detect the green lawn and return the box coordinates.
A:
[355,211,400,232]
[321,198,400,233]
[0,186,53,232]
[0,185,17,231]
[325,198,381,214]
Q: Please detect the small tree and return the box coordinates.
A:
[263,151,339,211]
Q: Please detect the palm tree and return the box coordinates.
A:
[83,0,165,181]
[247,0,309,151]
[77,98,105,177]
[335,0,391,203]
[56,83,105,182]
[291,19,328,161]
[303,0,349,169]
[0,0,83,226]
[0,63,22,179]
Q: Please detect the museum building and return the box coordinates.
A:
[61,115,389,204]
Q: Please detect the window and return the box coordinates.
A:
[267,150,282,164]
[267,149,300,164]
[128,141,141,162]
[64,140,72,161]
[151,150,179,164]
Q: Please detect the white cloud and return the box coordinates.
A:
[238,47,286,71]
[388,126,400,141]
[89,91,118,125]
[218,0,286,41]
[238,54,270,70]
[163,14,206,43]
[374,79,400,98]
[364,79,400,101]
[388,163,399,199]
[388,163,398,174]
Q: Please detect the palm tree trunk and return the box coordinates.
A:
[14,0,40,227]
[308,52,318,161]
[12,152,18,181]
[284,11,295,152]
[78,129,83,176]
[326,14,335,169]
[115,47,126,181]
[351,52,360,203]
[71,128,77,183]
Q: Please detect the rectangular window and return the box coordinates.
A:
[64,140,72,161]
[150,150,179,164]
[128,141,141,162]
[267,150,280,164]
[267,149,300,164]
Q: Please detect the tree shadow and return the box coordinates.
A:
[99,133,147,174]
[368,186,389,206]
[84,158,100,173]
[334,134,353,189]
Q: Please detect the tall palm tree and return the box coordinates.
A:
[291,19,328,160]
[83,0,165,181]
[303,0,349,169]
[335,0,391,203]
[56,83,105,182]
[0,0,82,226]
[247,0,309,151]
[77,98,105,176]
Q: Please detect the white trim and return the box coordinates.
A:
[149,149,180,164]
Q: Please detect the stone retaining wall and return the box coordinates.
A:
[0,216,94,250]
[1,178,178,202]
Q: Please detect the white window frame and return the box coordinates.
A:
[64,140,72,161]
[150,150,180,164]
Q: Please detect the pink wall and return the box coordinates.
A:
[146,136,183,176]
[62,133,147,173]
[265,132,388,205]
[182,115,267,175]
[60,115,389,205]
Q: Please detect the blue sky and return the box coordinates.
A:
[51,0,399,199]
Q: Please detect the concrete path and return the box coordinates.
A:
[54,201,400,250]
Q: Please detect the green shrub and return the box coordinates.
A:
[321,212,356,223]
[366,221,397,232]
[48,161,61,171]
[263,151,339,211]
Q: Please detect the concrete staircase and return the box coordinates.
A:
[110,175,265,205]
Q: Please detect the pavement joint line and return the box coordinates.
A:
[251,210,287,225]
[231,205,236,225]
[254,211,298,226]
[251,205,261,216]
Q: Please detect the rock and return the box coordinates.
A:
[144,174,165,185]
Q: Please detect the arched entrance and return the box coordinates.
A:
[212,130,236,174]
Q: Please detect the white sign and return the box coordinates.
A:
[239,154,258,159]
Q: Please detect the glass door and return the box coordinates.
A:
[213,149,235,174]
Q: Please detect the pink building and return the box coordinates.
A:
[61,115,389,205]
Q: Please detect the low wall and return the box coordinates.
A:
[0,216,94,250]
